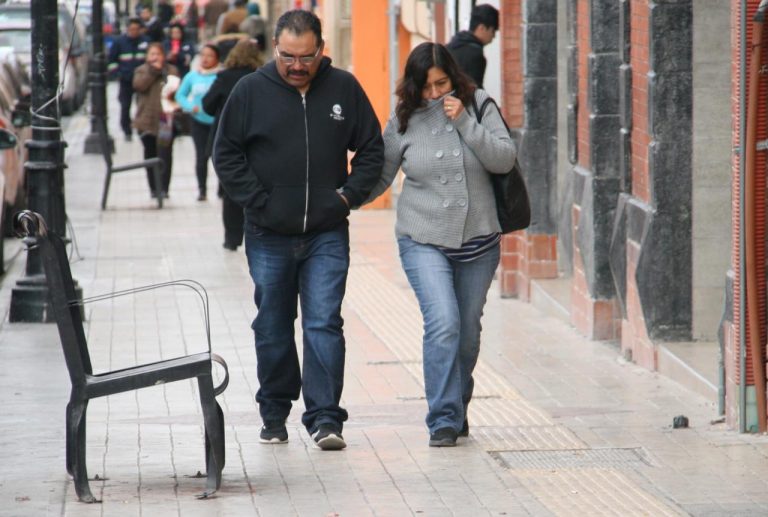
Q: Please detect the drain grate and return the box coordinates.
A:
[492,448,652,470]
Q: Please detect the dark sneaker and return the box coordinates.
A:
[429,427,458,447]
[458,419,469,438]
[312,424,346,450]
[259,422,288,444]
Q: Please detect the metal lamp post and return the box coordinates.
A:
[83,0,113,154]
[10,0,77,322]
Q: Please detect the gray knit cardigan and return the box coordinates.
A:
[365,89,516,249]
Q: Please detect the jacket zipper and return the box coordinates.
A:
[301,94,310,233]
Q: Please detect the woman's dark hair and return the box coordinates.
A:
[202,43,221,60]
[169,22,185,38]
[395,42,475,134]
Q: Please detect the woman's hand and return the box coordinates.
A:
[443,95,464,120]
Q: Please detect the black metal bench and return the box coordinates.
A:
[14,210,228,502]
[97,119,164,210]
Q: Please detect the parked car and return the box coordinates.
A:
[0,48,31,240]
[0,0,89,114]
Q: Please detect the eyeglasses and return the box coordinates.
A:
[274,46,321,66]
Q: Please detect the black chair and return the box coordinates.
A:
[14,211,228,502]
[97,119,164,210]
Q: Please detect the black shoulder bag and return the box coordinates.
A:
[471,95,531,233]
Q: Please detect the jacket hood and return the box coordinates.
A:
[449,30,483,48]
[259,56,333,93]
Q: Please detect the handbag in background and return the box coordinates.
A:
[471,94,531,233]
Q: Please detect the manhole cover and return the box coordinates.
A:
[492,448,652,469]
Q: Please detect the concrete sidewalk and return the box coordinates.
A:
[1,97,768,516]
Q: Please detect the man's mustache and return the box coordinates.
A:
[288,71,309,77]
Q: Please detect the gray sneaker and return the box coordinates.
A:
[312,424,346,450]
[259,422,288,444]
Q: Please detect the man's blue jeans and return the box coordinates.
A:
[245,223,350,434]
[397,236,500,434]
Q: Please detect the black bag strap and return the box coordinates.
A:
[471,94,510,133]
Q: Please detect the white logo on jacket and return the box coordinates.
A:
[330,104,344,121]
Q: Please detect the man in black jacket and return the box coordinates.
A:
[108,18,150,141]
[213,10,384,451]
[446,4,499,89]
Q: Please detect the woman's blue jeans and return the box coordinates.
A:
[245,224,350,434]
[397,236,500,434]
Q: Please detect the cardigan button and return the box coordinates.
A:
[442,199,450,208]
[440,175,448,184]
[457,198,466,207]
[435,150,444,158]
[452,148,461,157]
[446,124,454,132]
[431,128,438,135]
[455,173,463,182]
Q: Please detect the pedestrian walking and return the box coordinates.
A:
[108,17,149,141]
[202,0,228,40]
[175,43,220,201]
[217,0,248,35]
[366,42,516,447]
[132,42,180,198]
[164,22,196,78]
[139,5,165,43]
[203,38,263,251]
[185,0,200,43]
[213,9,384,450]
[446,4,499,89]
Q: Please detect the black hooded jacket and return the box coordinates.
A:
[212,57,384,235]
[447,31,486,89]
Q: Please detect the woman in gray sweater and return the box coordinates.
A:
[367,42,516,447]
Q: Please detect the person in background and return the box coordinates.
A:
[139,5,165,43]
[175,43,220,201]
[218,0,249,35]
[239,4,265,41]
[203,38,263,251]
[108,17,149,141]
[446,4,499,89]
[213,9,384,451]
[365,42,515,447]
[203,0,228,40]
[157,0,174,26]
[186,0,200,43]
[132,42,179,198]
[164,22,195,78]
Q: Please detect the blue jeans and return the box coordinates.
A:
[397,236,500,434]
[245,223,350,434]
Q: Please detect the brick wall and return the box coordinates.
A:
[501,0,523,127]
[629,0,650,204]
[498,0,559,299]
[569,0,621,340]
[728,0,768,429]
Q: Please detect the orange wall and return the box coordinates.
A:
[351,0,391,208]
[351,0,390,125]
